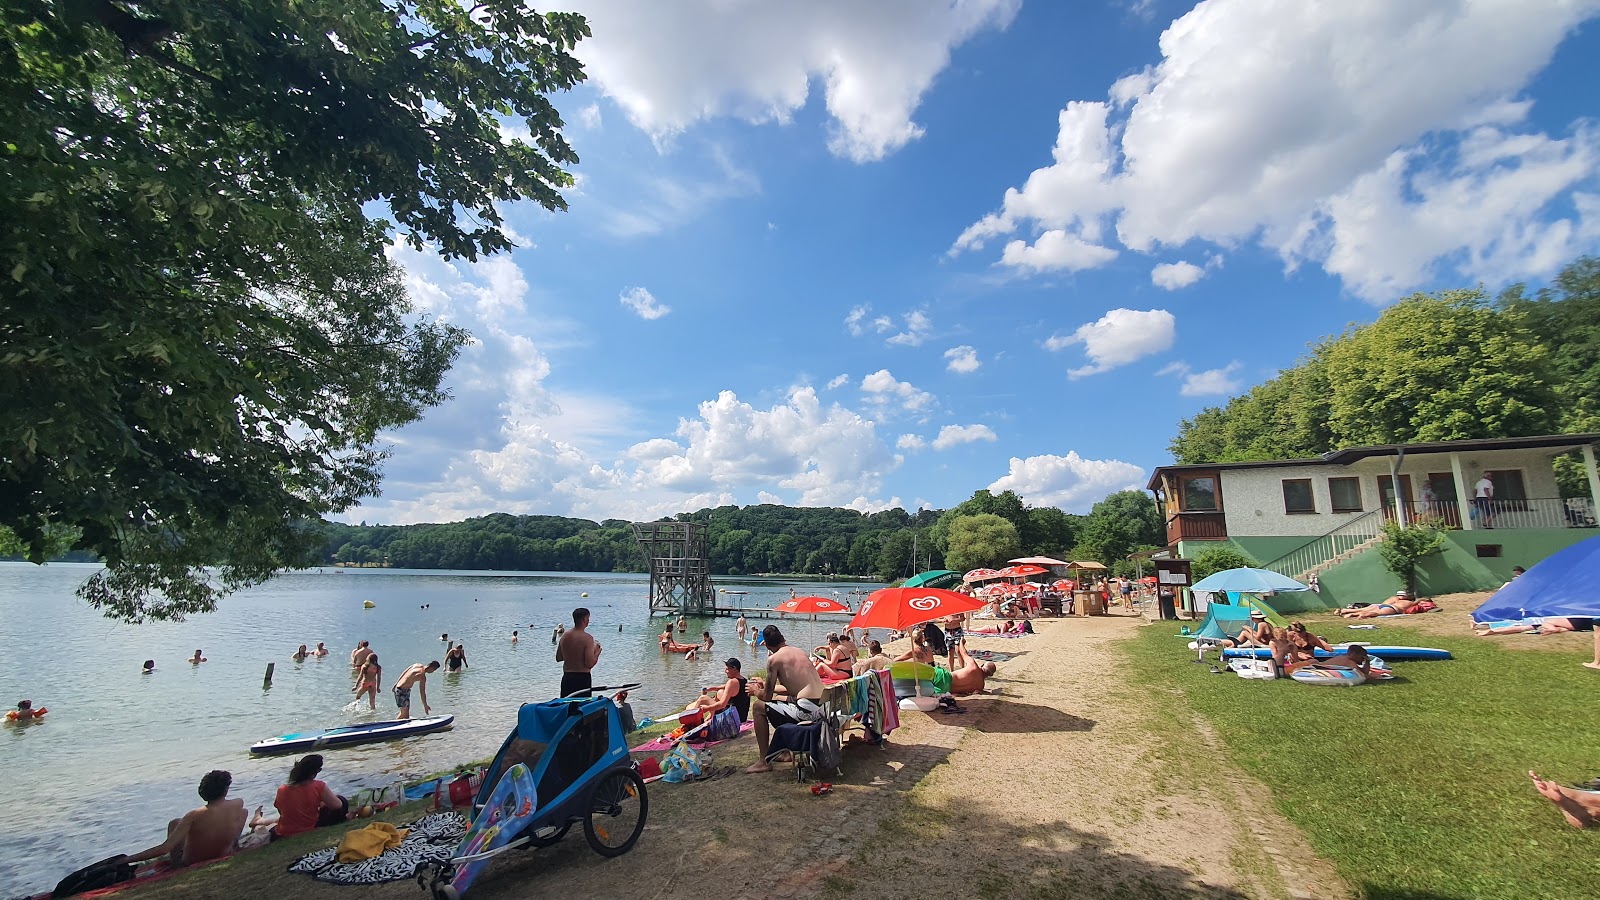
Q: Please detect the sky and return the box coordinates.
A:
[352,0,1600,526]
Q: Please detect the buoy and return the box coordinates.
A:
[581,592,588,598]
[363,600,375,609]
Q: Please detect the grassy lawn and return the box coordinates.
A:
[1125,616,1600,900]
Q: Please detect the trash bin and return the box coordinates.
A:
[1157,589,1177,620]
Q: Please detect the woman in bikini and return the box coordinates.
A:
[352,654,381,710]
[1282,622,1335,666]
[812,633,854,680]
[1337,591,1421,618]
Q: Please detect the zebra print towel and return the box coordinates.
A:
[287,812,468,885]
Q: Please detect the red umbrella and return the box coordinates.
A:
[849,587,985,633]
[1051,579,1077,591]
[774,595,852,614]
[997,564,1048,579]
[962,568,1004,583]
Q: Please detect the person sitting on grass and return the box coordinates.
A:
[1530,771,1600,828]
[1336,591,1423,618]
[265,754,350,840]
[1283,622,1335,664]
[124,770,248,866]
[686,657,751,722]
[813,632,856,680]
[1475,617,1594,636]
[853,640,892,675]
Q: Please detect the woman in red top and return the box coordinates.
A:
[271,754,349,839]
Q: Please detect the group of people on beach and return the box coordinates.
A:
[1217,611,1374,677]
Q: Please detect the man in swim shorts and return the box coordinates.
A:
[746,625,825,774]
[555,607,601,698]
[949,644,996,695]
[392,661,439,719]
[1475,616,1595,636]
[125,770,248,866]
[1336,591,1420,618]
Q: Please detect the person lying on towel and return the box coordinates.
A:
[1336,591,1432,618]
[1474,617,1595,636]
[124,770,249,866]
[948,644,997,695]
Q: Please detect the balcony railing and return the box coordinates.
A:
[1464,497,1597,530]
[1165,510,1227,545]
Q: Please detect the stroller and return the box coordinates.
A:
[418,686,648,899]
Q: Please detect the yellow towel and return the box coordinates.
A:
[335,822,410,863]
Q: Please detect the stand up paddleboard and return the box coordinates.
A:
[249,714,454,756]
[1222,644,1451,662]
[445,763,539,897]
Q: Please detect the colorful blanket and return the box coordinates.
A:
[629,720,752,753]
[288,813,466,885]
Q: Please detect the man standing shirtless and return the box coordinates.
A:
[125,770,248,866]
[392,660,439,720]
[745,625,825,774]
[555,607,602,698]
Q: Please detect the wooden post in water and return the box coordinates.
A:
[263,662,275,688]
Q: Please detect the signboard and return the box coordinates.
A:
[1153,559,1192,619]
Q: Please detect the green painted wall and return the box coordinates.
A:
[1315,528,1598,606]
[1229,536,1321,566]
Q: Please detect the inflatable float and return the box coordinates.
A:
[4,707,45,722]
[1290,666,1367,686]
[249,714,454,756]
[660,641,700,655]
[1222,644,1451,662]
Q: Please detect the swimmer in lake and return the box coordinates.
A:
[142,660,156,674]
[189,650,207,664]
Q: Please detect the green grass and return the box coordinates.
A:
[1125,619,1600,900]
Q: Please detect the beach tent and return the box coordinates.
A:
[1473,535,1600,621]
[1192,595,1289,641]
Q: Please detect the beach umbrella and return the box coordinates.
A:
[849,587,985,633]
[1138,576,1157,584]
[1051,579,1076,591]
[962,568,1004,583]
[774,595,852,615]
[1189,567,1310,594]
[997,564,1048,579]
[1009,556,1069,567]
[903,569,964,590]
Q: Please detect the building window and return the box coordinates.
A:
[1328,477,1362,513]
[1282,479,1316,514]
[1476,544,1502,558]
[1182,476,1219,511]
[1484,469,1528,511]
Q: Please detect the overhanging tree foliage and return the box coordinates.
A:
[2,1,588,619]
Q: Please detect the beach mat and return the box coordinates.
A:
[288,812,466,885]
[630,720,753,753]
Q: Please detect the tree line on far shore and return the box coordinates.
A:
[317,488,1165,583]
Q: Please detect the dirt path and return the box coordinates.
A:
[133,616,1346,900]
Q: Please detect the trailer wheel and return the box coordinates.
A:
[583,768,647,857]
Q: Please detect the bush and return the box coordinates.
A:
[1190,546,1258,582]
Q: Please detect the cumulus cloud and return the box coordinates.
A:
[619,286,672,319]
[1051,308,1176,378]
[859,369,937,415]
[847,306,935,347]
[825,373,850,390]
[988,453,1147,512]
[886,310,933,347]
[944,345,981,374]
[897,433,927,451]
[1157,361,1245,397]
[567,0,1020,161]
[1151,260,1206,290]
[951,0,1600,299]
[931,424,998,450]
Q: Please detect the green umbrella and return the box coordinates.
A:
[903,569,963,590]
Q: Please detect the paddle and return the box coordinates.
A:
[560,681,642,699]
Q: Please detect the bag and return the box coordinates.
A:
[812,715,842,776]
[53,855,134,898]
[703,706,741,742]
[661,743,706,783]
[1411,599,1438,614]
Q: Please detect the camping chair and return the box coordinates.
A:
[766,713,845,782]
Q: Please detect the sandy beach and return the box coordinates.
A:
[126,611,1350,900]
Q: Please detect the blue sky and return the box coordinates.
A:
[353,0,1600,525]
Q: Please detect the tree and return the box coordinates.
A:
[1189,546,1257,582]
[1377,519,1447,594]
[928,490,1027,555]
[1023,506,1078,556]
[3,2,588,620]
[943,514,1021,573]
[1075,491,1163,564]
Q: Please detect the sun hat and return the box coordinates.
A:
[1248,611,1267,620]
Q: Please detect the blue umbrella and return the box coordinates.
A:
[1189,567,1310,594]
[1474,535,1600,621]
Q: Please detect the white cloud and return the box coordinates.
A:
[931,424,998,450]
[951,0,1600,298]
[594,144,759,238]
[577,103,603,130]
[567,0,1020,161]
[859,369,937,415]
[825,374,850,390]
[886,310,932,347]
[944,345,981,374]
[1053,308,1176,378]
[897,433,927,451]
[1158,361,1244,397]
[988,453,1147,512]
[1151,260,1206,290]
[619,286,672,320]
[757,491,785,505]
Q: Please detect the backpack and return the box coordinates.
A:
[812,715,842,776]
[53,855,134,898]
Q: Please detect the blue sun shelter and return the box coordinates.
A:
[1473,534,1600,622]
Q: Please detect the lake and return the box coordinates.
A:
[0,562,877,897]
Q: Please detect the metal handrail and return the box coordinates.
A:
[1260,510,1384,580]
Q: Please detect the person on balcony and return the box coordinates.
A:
[1473,472,1495,528]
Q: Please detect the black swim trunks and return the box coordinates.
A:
[559,671,593,699]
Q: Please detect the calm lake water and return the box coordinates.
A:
[0,563,876,897]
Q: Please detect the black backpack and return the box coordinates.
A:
[54,855,134,898]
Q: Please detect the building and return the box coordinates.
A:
[1146,434,1600,609]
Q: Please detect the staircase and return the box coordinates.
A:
[1261,510,1384,584]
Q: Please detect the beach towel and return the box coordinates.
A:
[288,813,466,885]
[629,719,752,753]
[335,822,409,864]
